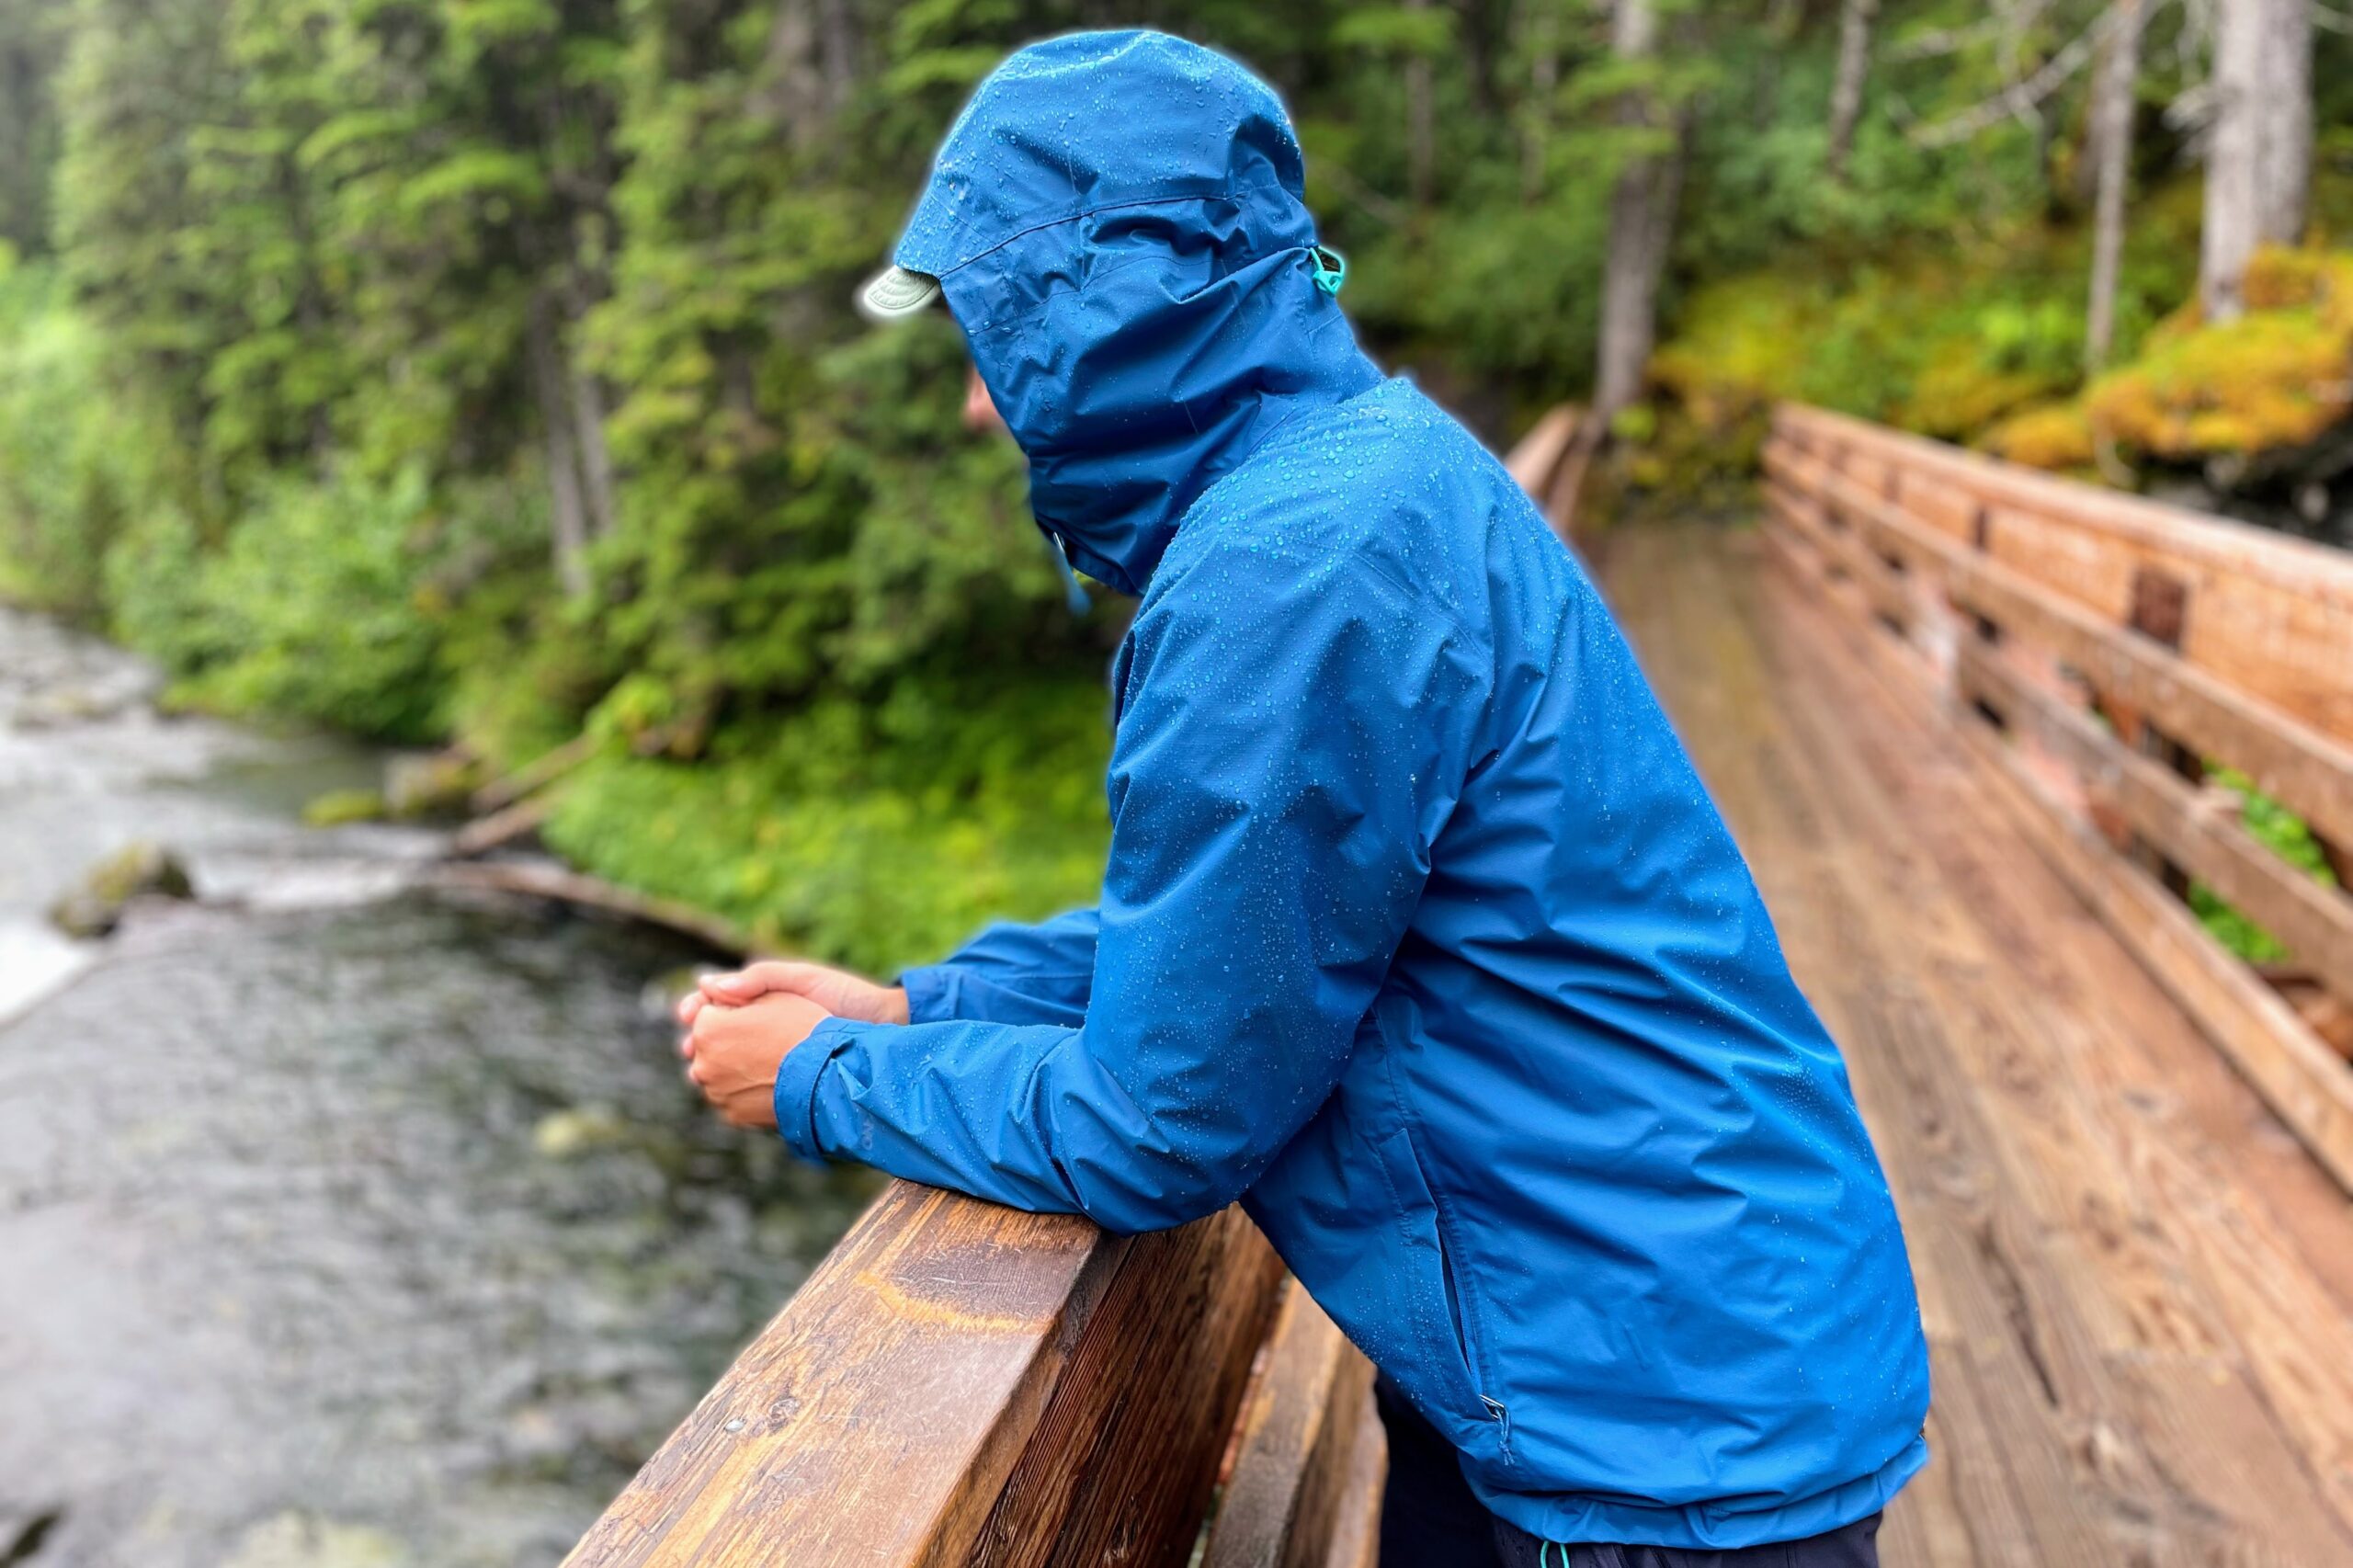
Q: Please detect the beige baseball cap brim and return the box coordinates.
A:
[858,264,942,322]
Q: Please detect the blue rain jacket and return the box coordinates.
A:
[778,30,1930,1550]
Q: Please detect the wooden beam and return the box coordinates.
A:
[1766,482,1915,637]
[1502,405,1580,498]
[1760,416,2353,1193]
[563,1185,1282,1568]
[1201,1283,1378,1568]
[1954,717,2353,1195]
[1773,405,2353,744]
[1957,639,2353,1004]
[1773,403,2353,608]
[1317,1398,1385,1568]
[1768,443,2353,857]
[1503,403,1593,547]
[970,1204,1283,1568]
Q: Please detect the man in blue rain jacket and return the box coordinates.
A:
[678,29,1929,1566]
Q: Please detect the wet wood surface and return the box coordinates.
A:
[561,1185,1281,1568]
[1604,522,2353,1567]
[1201,1280,1381,1568]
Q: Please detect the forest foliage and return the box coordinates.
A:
[0,0,2347,971]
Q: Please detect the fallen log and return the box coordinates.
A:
[427,858,751,957]
[469,732,599,816]
[447,795,553,859]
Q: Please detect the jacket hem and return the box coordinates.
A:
[1472,1432,1927,1551]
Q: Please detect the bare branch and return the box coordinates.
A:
[1907,6,2127,148]
[1886,17,2006,61]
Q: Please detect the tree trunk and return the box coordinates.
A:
[528,294,592,598]
[2254,0,2312,246]
[2086,0,2147,369]
[1405,0,1436,207]
[1518,0,1559,203]
[570,364,618,540]
[2200,0,2313,322]
[819,0,856,101]
[1825,0,1878,181]
[756,0,830,144]
[1593,0,1677,426]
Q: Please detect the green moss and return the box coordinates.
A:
[1983,402,2098,470]
[2082,248,2353,459]
[1643,177,2227,464]
[302,788,386,826]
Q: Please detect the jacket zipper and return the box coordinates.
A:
[1428,1169,1511,1455]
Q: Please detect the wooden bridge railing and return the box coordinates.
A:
[561,1182,1381,1566]
[1762,403,2353,1191]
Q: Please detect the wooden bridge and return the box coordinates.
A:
[563,406,2353,1567]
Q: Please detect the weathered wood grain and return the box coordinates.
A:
[1776,403,2353,742]
[562,1185,1280,1568]
[1766,441,2353,856]
[1317,1392,1385,1568]
[970,1203,1284,1568]
[1201,1282,1377,1568]
[1956,637,2353,999]
[1769,423,2353,1191]
[1953,707,2353,1197]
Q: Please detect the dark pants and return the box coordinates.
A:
[1374,1377,1881,1568]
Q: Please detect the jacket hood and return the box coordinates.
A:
[893,30,1381,596]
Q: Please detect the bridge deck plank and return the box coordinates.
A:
[1600,524,2353,1568]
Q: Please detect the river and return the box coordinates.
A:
[0,608,878,1568]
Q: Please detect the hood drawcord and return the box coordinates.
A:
[1310,244,1347,297]
[1045,530,1092,615]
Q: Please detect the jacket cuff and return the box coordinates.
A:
[772,1017,858,1163]
[898,964,961,1025]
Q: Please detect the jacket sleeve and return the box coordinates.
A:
[772,533,1486,1233]
[898,908,1099,1028]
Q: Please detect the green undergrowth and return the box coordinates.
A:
[1644,180,2209,488]
[540,680,1113,976]
[2188,767,2341,966]
[1643,171,2353,495]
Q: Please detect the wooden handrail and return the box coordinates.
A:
[1776,403,2353,610]
[1761,402,2353,1191]
[1504,403,1593,545]
[563,1184,1287,1566]
[1775,403,2353,744]
[1954,638,2353,987]
[1762,449,2353,852]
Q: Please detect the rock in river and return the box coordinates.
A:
[47,841,197,938]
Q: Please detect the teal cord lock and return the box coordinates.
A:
[1310,244,1347,297]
